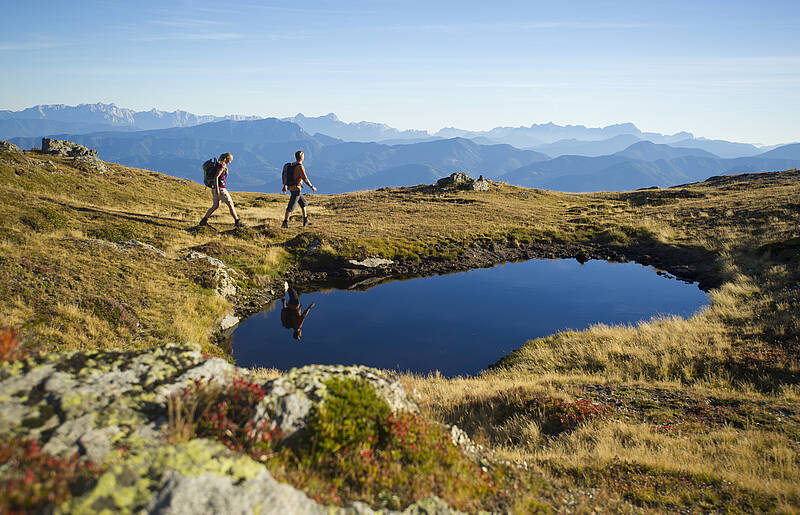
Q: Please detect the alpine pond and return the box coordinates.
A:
[232,259,709,377]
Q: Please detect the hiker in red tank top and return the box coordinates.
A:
[281,150,317,228]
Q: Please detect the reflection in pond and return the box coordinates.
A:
[280,287,316,340]
[232,259,709,377]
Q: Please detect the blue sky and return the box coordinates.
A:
[1,0,798,144]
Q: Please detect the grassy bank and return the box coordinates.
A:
[1,149,798,511]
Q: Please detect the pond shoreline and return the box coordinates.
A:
[228,237,721,351]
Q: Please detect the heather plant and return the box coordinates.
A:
[167,375,514,511]
[0,438,103,512]
[444,387,612,445]
[167,375,281,460]
[0,327,25,363]
[280,377,507,511]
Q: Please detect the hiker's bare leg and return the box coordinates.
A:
[226,200,239,221]
[300,206,308,219]
[203,199,220,220]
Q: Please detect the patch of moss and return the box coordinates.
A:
[20,206,67,233]
[86,222,140,243]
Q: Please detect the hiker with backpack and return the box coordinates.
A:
[281,150,317,228]
[199,152,246,227]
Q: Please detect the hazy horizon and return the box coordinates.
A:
[2,0,798,145]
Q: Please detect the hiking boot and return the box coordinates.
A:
[198,217,209,226]
[303,217,313,227]
[234,218,247,228]
[281,220,289,229]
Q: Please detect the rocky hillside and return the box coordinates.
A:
[1,142,799,512]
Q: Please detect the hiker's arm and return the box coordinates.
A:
[281,298,287,308]
[298,302,316,327]
[299,165,316,192]
[214,166,225,191]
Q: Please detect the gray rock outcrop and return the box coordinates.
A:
[436,172,471,187]
[0,344,454,513]
[0,140,21,153]
[470,175,491,191]
[251,364,418,441]
[73,154,108,173]
[436,172,492,192]
[41,137,97,157]
[184,251,238,297]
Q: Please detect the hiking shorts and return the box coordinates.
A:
[212,188,233,206]
[286,191,307,212]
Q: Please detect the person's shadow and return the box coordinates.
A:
[280,287,315,340]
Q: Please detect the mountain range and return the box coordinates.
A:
[4,103,799,193]
[0,103,261,138]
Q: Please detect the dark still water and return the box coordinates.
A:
[232,259,709,377]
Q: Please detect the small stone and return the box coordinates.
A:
[220,314,240,331]
[184,251,226,269]
[122,240,166,257]
[346,257,394,269]
[305,239,322,256]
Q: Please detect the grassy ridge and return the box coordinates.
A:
[1,149,799,511]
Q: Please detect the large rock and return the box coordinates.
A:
[41,137,97,157]
[73,154,108,173]
[470,175,491,191]
[0,344,417,457]
[251,364,418,441]
[436,172,491,192]
[0,344,459,514]
[67,440,460,514]
[0,140,21,153]
[436,172,471,187]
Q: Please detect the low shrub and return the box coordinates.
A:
[0,327,25,363]
[167,375,514,511]
[0,438,104,512]
[449,387,612,441]
[167,375,281,461]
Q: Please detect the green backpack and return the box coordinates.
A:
[202,158,219,187]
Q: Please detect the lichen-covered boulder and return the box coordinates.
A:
[65,440,460,514]
[253,364,418,441]
[63,439,325,514]
[0,344,462,514]
[0,345,418,462]
[0,343,238,462]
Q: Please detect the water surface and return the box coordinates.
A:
[232,259,708,376]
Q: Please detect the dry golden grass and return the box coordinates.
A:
[1,151,798,511]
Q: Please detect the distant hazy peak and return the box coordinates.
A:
[0,103,261,131]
